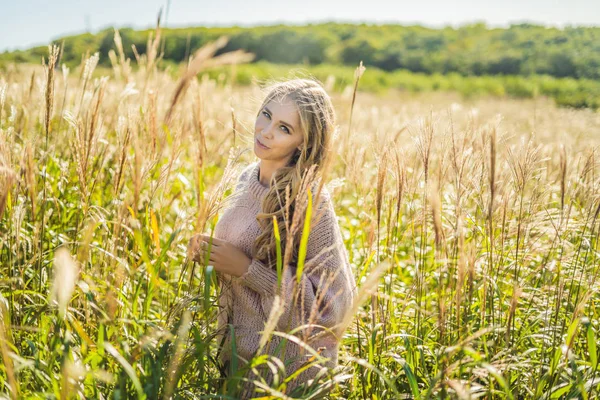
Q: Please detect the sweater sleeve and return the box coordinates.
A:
[232,188,358,339]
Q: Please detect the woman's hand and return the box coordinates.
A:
[187,234,251,277]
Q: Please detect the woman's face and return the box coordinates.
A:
[254,96,304,165]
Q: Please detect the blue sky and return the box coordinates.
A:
[1,0,599,52]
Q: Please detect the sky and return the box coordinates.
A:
[1,0,599,52]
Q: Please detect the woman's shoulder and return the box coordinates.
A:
[231,161,259,192]
[218,162,259,210]
[305,181,346,262]
[238,161,259,183]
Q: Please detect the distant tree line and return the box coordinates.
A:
[2,22,600,80]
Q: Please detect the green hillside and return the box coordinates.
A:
[2,22,600,109]
[3,22,600,79]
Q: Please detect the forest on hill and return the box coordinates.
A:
[3,22,600,80]
[2,23,599,109]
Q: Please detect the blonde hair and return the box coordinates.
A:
[252,78,337,268]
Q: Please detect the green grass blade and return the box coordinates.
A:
[104,342,145,399]
[272,215,283,292]
[296,187,312,285]
[585,319,597,370]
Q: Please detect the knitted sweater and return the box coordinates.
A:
[212,161,358,396]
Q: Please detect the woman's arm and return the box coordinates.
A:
[188,185,358,337]
[233,190,358,338]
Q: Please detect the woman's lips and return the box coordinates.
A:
[256,138,270,149]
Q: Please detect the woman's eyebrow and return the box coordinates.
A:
[264,106,295,132]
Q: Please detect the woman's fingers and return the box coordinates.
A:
[187,234,223,264]
[200,240,218,253]
[199,252,218,265]
[195,243,219,263]
[199,234,221,247]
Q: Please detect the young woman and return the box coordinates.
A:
[187,78,357,397]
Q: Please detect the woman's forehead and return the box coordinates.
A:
[266,94,296,108]
[264,98,300,124]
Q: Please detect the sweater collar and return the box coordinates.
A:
[247,162,270,199]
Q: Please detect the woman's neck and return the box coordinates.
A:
[258,160,286,187]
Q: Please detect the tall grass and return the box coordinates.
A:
[0,31,599,399]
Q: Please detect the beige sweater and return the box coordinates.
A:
[213,161,357,396]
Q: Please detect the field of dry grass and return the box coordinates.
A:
[0,39,599,399]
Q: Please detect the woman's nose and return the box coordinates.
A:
[262,122,274,138]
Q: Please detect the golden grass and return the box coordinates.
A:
[0,38,599,398]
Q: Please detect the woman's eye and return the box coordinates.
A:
[280,126,290,134]
[262,111,270,119]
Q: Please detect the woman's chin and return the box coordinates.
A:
[253,145,264,159]
[254,143,271,158]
